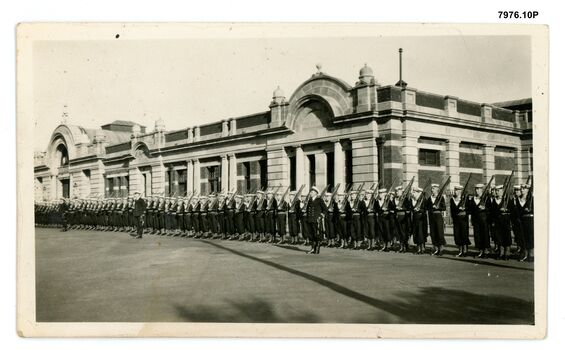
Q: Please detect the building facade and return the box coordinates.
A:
[34,64,533,202]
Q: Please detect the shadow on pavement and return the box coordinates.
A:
[190,240,534,324]
[438,256,534,272]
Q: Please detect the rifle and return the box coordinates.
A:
[500,170,515,211]
[227,189,239,208]
[339,183,353,211]
[317,184,331,199]
[433,176,451,208]
[329,183,341,206]
[352,182,366,210]
[277,186,291,210]
[383,177,399,209]
[414,179,432,211]
[525,175,534,212]
[368,178,383,208]
[289,184,306,209]
[478,175,495,208]
[256,185,269,209]
[398,176,415,210]
[458,173,472,210]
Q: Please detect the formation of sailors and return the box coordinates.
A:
[35,177,534,261]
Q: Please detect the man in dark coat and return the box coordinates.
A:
[132,192,147,239]
[426,184,447,256]
[305,186,327,254]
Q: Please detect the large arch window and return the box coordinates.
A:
[56,144,69,166]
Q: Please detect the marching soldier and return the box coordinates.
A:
[410,187,428,254]
[468,184,491,258]
[305,186,327,254]
[337,192,352,249]
[426,184,446,256]
[518,183,534,262]
[450,185,471,257]
[276,191,288,244]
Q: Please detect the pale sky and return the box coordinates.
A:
[33,35,531,151]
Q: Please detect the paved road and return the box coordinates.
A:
[35,228,534,324]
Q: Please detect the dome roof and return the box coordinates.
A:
[273,86,285,99]
[359,63,374,78]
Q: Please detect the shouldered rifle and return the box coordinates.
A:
[339,183,353,211]
[501,170,515,211]
[289,184,306,209]
[383,177,399,209]
[458,173,472,210]
[525,175,533,212]
[318,184,331,199]
[277,186,291,210]
[478,175,495,208]
[352,182,366,210]
[368,179,383,208]
[398,176,415,210]
[227,189,240,207]
[433,176,451,208]
[414,179,432,211]
[329,183,341,206]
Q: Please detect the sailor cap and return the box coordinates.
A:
[310,186,319,194]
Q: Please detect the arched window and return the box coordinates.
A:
[56,144,69,166]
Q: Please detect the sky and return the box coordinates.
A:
[33,35,531,151]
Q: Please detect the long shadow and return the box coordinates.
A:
[199,240,534,324]
[438,256,534,272]
[272,244,309,252]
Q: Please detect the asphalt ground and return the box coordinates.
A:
[35,228,534,324]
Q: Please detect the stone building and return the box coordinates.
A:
[34,64,533,202]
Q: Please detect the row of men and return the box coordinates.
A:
[35,181,534,260]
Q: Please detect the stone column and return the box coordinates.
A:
[90,160,105,198]
[186,159,194,193]
[445,139,460,186]
[295,145,305,190]
[314,153,327,188]
[229,154,237,191]
[483,144,495,184]
[193,159,201,193]
[514,147,524,185]
[221,155,229,192]
[267,147,289,188]
[334,140,345,192]
[151,157,166,195]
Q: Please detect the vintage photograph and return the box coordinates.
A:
[17,23,548,338]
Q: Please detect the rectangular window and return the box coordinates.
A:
[418,149,441,166]
[307,154,316,187]
[208,166,221,193]
[178,169,187,196]
[243,162,251,192]
[259,159,268,190]
[326,152,335,191]
[289,156,296,191]
[345,149,353,188]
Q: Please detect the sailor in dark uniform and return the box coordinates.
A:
[350,190,366,250]
[363,189,377,250]
[275,191,288,244]
[375,188,391,251]
[410,187,429,254]
[426,183,446,256]
[131,192,147,239]
[449,185,471,257]
[265,190,278,243]
[256,191,267,242]
[468,183,491,258]
[324,191,339,248]
[518,183,534,262]
[233,194,245,238]
[510,185,525,256]
[299,194,308,246]
[392,185,412,253]
[305,186,327,254]
[337,192,352,249]
[287,191,300,244]
[491,184,513,260]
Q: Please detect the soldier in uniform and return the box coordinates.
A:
[491,184,513,260]
[265,190,277,243]
[215,193,226,239]
[392,186,412,253]
[234,194,246,238]
[275,191,288,244]
[410,187,428,254]
[255,191,267,242]
[190,195,200,237]
[337,191,352,249]
[131,192,147,239]
[350,190,367,250]
[246,193,257,241]
[363,189,377,250]
[324,191,339,248]
[287,191,300,244]
[305,186,327,254]
[511,185,525,257]
[299,194,309,246]
[426,184,446,256]
[518,183,534,262]
[226,193,236,240]
[450,185,471,257]
[200,196,210,238]
[468,183,491,258]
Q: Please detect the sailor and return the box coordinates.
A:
[518,183,534,262]
[287,191,300,244]
[275,191,288,244]
[426,183,446,256]
[450,185,471,257]
[131,191,147,239]
[299,193,309,246]
[265,189,278,243]
[337,191,352,249]
[467,184,492,258]
[375,188,391,251]
[392,185,412,253]
[363,189,377,250]
[491,184,513,260]
[324,191,339,248]
[511,185,525,256]
[410,187,429,254]
[305,186,327,254]
[255,190,267,242]
[349,190,365,250]
[234,194,246,237]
